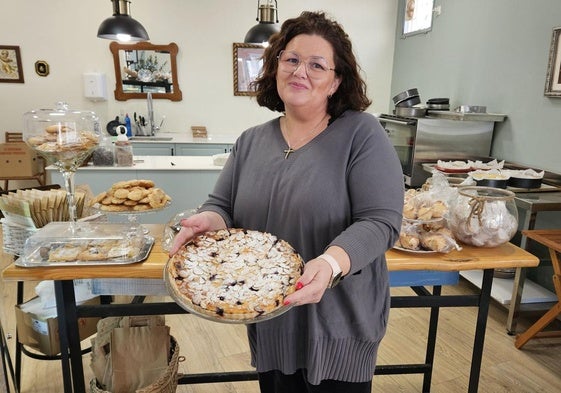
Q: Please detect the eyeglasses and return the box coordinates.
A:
[277,50,335,77]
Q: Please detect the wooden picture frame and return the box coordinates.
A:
[544,27,561,97]
[0,45,24,83]
[110,41,182,101]
[233,43,264,96]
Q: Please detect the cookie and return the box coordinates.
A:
[113,188,130,199]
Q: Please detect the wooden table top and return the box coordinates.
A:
[522,229,561,253]
[2,225,539,282]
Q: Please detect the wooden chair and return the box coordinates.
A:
[5,132,23,142]
[515,229,561,348]
[0,132,46,191]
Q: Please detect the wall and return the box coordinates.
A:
[391,0,561,174]
[391,0,561,290]
[0,0,397,139]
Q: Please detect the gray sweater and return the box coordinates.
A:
[199,110,404,384]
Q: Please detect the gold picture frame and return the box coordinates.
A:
[544,27,561,97]
[0,45,24,83]
[233,43,264,96]
[35,60,49,77]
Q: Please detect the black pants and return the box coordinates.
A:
[258,369,372,393]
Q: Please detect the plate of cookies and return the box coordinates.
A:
[90,179,172,213]
[18,222,154,267]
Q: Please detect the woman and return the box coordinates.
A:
[170,11,404,393]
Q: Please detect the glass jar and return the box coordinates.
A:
[114,141,133,166]
[23,102,100,171]
[23,102,100,223]
[92,135,114,166]
[448,186,518,248]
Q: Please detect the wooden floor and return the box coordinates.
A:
[2,247,561,392]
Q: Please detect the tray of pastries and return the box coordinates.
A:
[17,222,153,267]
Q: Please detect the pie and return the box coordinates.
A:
[167,228,304,322]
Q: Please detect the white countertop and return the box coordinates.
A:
[129,132,236,144]
[47,155,225,171]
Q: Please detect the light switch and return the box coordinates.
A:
[83,72,107,101]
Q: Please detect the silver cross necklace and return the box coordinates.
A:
[283,113,329,159]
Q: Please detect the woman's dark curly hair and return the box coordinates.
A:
[252,11,371,119]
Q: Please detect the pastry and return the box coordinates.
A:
[48,244,86,262]
[168,229,304,321]
[91,180,171,212]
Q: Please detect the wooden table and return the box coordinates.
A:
[2,225,539,393]
[514,229,561,349]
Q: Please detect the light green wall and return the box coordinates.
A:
[391,0,561,174]
[392,0,561,290]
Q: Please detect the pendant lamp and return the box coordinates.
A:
[244,0,280,45]
[97,0,149,42]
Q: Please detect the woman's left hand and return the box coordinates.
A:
[283,257,333,306]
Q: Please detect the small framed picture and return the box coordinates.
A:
[35,60,49,77]
[544,27,561,97]
[0,45,24,83]
[233,43,264,96]
[402,0,435,38]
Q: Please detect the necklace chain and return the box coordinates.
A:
[283,114,329,159]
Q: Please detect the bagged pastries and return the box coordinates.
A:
[0,188,86,228]
[395,220,460,253]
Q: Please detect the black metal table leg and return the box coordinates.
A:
[1,320,18,393]
[54,280,86,393]
[15,281,23,391]
[468,269,494,393]
[422,285,441,392]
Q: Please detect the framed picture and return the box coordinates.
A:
[402,0,435,38]
[233,43,264,96]
[544,27,561,97]
[35,60,49,77]
[0,45,24,83]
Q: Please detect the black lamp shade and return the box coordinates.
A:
[244,22,280,44]
[97,14,149,42]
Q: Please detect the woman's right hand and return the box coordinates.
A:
[168,211,226,256]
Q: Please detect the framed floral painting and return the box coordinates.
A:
[0,45,24,83]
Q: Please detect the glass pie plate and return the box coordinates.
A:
[17,222,154,267]
[164,258,296,324]
[163,227,305,325]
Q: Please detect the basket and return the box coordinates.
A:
[1,219,37,256]
[90,335,181,393]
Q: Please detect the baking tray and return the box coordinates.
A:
[16,236,154,267]
[164,257,295,324]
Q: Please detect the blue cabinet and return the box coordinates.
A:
[131,143,175,156]
[175,144,232,156]
[130,142,233,156]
